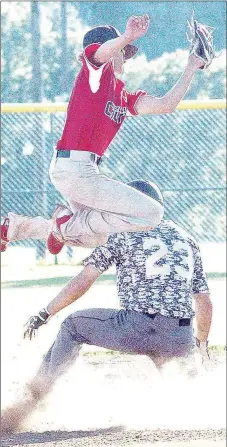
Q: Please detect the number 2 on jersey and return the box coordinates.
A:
[143,238,193,280]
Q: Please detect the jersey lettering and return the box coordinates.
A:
[104,101,127,124]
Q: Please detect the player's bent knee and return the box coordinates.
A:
[62,314,88,344]
[76,234,108,248]
[93,234,108,247]
[149,203,164,228]
[84,234,108,247]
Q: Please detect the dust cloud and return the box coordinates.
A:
[18,354,226,433]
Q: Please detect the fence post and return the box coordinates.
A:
[31,3,46,259]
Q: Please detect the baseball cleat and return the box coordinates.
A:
[47,205,72,255]
[1,217,9,252]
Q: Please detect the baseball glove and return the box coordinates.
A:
[186,11,217,69]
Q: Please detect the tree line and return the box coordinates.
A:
[1,2,226,103]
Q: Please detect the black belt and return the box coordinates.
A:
[56,150,103,165]
[144,313,191,326]
[179,318,191,326]
[144,312,158,319]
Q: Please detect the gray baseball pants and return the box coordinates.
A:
[49,151,164,245]
[37,309,195,385]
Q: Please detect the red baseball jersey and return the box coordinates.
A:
[57,43,147,156]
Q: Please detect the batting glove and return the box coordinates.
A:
[196,337,210,362]
[24,308,50,340]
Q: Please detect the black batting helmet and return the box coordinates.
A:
[83,25,138,60]
[128,180,164,206]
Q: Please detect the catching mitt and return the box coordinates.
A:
[187,11,217,69]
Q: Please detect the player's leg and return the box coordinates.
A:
[68,201,108,246]
[48,158,163,253]
[1,205,107,253]
[149,355,170,371]
[1,213,51,252]
[34,308,160,386]
[0,318,85,434]
[5,309,191,433]
[52,159,163,231]
[149,353,200,381]
[0,308,159,433]
[46,201,108,254]
[146,314,196,376]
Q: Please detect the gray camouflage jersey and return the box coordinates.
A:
[83,220,209,318]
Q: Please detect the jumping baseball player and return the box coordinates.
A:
[1,13,217,255]
[1,180,212,434]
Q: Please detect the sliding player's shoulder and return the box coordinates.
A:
[156,220,199,248]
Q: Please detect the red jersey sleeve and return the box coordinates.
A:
[81,43,113,93]
[126,90,147,116]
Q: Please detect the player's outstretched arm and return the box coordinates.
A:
[93,14,150,65]
[47,264,100,316]
[135,55,203,115]
[24,265,101,340]
[135,12,216,115]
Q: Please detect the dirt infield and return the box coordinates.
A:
[1,427,226,447]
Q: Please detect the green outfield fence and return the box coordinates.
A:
[1,100,226,258]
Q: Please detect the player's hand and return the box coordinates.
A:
[188,54,205,70]
[124,14,150,41]
[24,308,50,340]
[196,337,210,362]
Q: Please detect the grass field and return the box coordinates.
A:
[1,266,226,347]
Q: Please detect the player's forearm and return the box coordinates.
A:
[136,62,198,115]
[194,293,213,341]
[24,266,101,340]
[93,34,132,64]
[46,277,89,316]
[160,62,199,112]
[47,267,100,316]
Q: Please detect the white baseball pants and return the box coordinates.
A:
[49,151,164,245]
[5,212,107,248]
[4,151,164,249]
